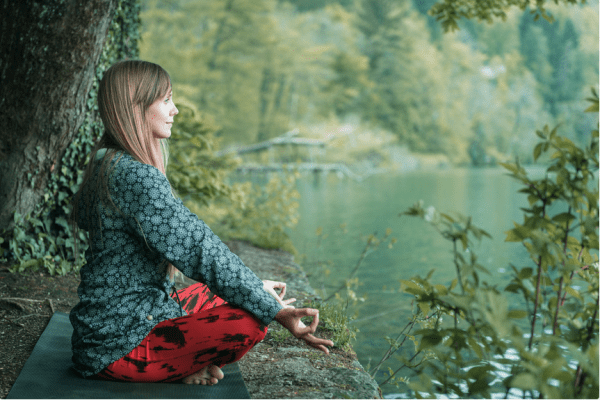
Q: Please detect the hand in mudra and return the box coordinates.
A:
[263,280,334,354]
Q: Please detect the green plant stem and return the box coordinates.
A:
[452,239,465,295]
[575,297,599,393]
[369,318,417,377]
[529,255,543,350]
[574,365,584,393]
[553,206,572,335]
[379,349,423,387]
[528,196,548,350]
[552,276,564,336]
[323,234,374,302]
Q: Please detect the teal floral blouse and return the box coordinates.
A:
[69,151,282,378]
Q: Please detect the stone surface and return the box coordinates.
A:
[227,241,382,399]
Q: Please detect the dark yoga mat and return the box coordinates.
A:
[7,312,250,399]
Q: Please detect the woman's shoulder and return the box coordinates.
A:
[108,152,169,194]
[110,152,162,178]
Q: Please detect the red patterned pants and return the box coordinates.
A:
[95,283,267,382]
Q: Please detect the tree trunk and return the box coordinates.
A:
[0,0,117,231]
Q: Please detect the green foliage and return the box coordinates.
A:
[374,93,598,398]
[189,172,300,254]
[269,325,293,342]
[167,100,240,203]
[140,0,291,145]
[429,0,587,32]
[139,0,598,165]
[309,300,358,351]
[0,0,141,275]
[167,99,301,252]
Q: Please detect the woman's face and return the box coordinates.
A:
[147,89,178,139]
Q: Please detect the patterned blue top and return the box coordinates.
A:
[69,151,282,377]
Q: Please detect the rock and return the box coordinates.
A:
[227,240,382,399]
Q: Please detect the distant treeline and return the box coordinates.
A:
[141,0,598,164]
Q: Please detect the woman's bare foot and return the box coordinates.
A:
[182,364,224,386]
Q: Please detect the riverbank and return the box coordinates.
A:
[226,241,381,399]
[0,240,381,399]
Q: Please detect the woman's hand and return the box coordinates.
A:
[263,280,296,308]
[274,307,334,354]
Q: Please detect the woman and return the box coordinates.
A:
[69,60,332,386]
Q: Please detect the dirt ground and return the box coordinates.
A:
[0,241,380,399]
[0,262,80,399]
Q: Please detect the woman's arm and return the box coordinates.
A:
[108,156,283,325]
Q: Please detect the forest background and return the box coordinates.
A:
[141,0,598,168]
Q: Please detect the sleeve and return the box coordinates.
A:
[109,156,283,325]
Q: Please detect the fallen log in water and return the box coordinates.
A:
[236,162,364,181]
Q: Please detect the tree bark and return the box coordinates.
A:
[0,0,117,231]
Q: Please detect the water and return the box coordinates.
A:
[285,167,547,395]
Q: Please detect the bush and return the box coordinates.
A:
[374,89,599,398]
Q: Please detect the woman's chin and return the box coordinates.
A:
[154,131,171,139]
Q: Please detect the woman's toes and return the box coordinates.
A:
[209,365,224,380]
[182,365,223,385]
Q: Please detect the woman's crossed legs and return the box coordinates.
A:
[96,283,267,384]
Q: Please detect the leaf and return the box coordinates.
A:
[417,331,443,350]
[511,373,537,390]
[533,143,543,161]
[564,286,583,302]
[500,162,518,174]
[504,283,520,293]
[467,336,483,359]
[401,280,426,296]
[450,278,458,291]
[518,267,533,279]
[505,225,530,242]
[434,284,448,295]
[552,213,575,224]
[418,302,431,315]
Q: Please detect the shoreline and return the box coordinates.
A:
[225,240,382,399]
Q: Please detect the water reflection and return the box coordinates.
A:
[288,167,543,394]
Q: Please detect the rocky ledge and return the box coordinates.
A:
[225,241,381,399]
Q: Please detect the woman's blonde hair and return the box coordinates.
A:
[71,60,176,279]
[96,59,170,173]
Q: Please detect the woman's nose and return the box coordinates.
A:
[171,105,178,116]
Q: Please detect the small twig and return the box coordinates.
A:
[1,314,25,328]
[369,318,417,376]
[379,349,422,387]
[1,297,46,302]
[323,234,376,302]
[13,313,50,322]
[47,298,56,314]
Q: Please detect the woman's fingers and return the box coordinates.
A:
[301,333,334,354]
[308,309,319,330]
[263,280,287,300]
[274,307,333,355]
[271,281,286,299]
[282,298,296,306]
[294,308,319,336]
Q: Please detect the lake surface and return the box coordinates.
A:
[284,167,546,396]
